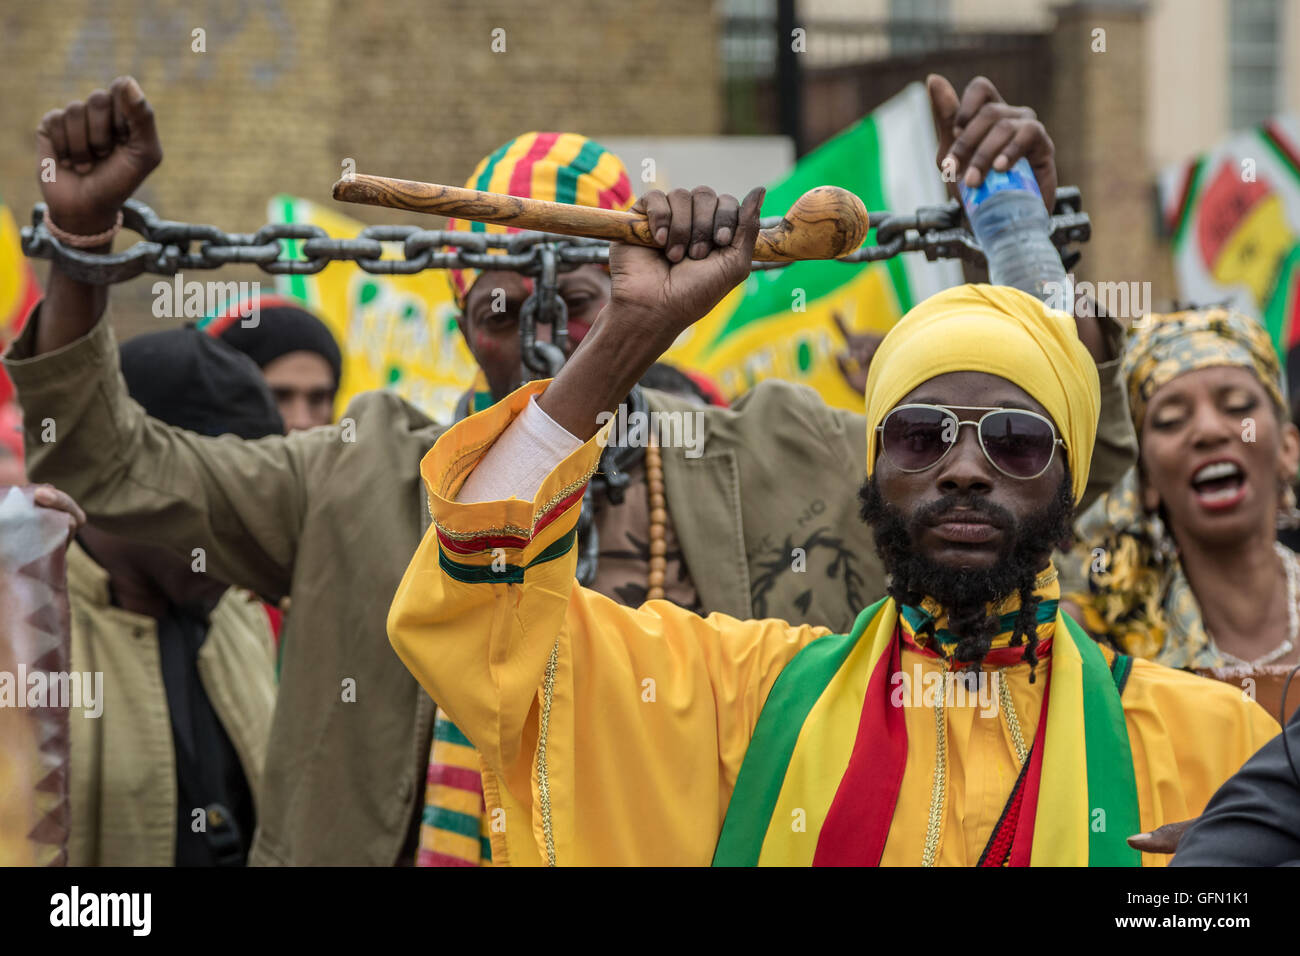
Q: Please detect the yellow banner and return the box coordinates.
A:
[268,195,478,423]
[664,265,899,412]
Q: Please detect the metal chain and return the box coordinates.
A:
[922,669,950,868]
[19,189,1090,286]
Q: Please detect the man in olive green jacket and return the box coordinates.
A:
[64,325,284,866]
[67,542,276,866]
[6,76,1134,865]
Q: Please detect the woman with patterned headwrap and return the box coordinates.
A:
[1065,308,1300,721]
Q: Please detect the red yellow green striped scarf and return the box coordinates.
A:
[417,709,493,867]
[713,595,1141,866]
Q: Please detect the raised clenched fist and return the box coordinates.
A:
[36,76,163,237]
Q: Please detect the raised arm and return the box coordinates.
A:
[929,74,1137,508]
[388,382,829,865]
[33,77,158,352]
[387,184,843,864]
[3,77,319,600]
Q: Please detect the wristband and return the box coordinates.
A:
[42,208,123,248]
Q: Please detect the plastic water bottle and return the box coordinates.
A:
[959,157,1072,311]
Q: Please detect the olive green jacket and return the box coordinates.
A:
[67,542,276,866]
[5,307,1133,865]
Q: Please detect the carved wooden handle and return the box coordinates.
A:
[332,174,869,261]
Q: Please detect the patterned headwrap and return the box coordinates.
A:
[445,132,634,309]
[1123,306,1286,435]
[1068,307,1290,668]
[864,283,1100,503]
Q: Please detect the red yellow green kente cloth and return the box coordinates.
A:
[713,595,1140,866]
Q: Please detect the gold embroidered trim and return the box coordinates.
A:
[432,465,599,545]
[534,468,597,525]
[922,672,948,867]
[537,639,559,867]
[441,433,503,494]
[433,520,534,543]
[434,393,583,509]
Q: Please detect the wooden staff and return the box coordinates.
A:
[332,174,869,261]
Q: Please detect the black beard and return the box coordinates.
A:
[858,470,1074,676]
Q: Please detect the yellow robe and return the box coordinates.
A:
[388,381,1281,866]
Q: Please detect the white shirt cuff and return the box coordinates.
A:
[456,395,585,504]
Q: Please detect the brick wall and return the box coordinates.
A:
[0,0,721,334]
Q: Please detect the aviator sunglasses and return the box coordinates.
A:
[876,404,1065,480]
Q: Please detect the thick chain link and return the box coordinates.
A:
[19,189,1090,286]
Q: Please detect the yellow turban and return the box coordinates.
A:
[864,284,1100,503]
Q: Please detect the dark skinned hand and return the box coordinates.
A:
[37,76,162,235]
[832,311,884,395]
[925,74,1110,362]
[31,484,87,547]
[926,73,1056,209]
[1127,819,1196,856]
[35,76,163,356]
[538,186,764,440]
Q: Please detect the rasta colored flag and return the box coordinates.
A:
[664,82,962,411]
[1159,117,1300,367]
[265,82,960,420]
[0,196,42,406]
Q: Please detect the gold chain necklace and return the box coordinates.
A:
[921,671,949,867]
[999,671,1028,764]
[920,666,1026,866]
[646,435,667,601]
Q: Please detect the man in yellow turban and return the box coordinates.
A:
[416,78,1149,867]
[389,180,1279,864]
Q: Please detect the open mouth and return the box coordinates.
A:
[1190,460,1247,509]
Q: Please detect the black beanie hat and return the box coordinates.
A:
[119,328,285,439]
[214,304,343,388]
